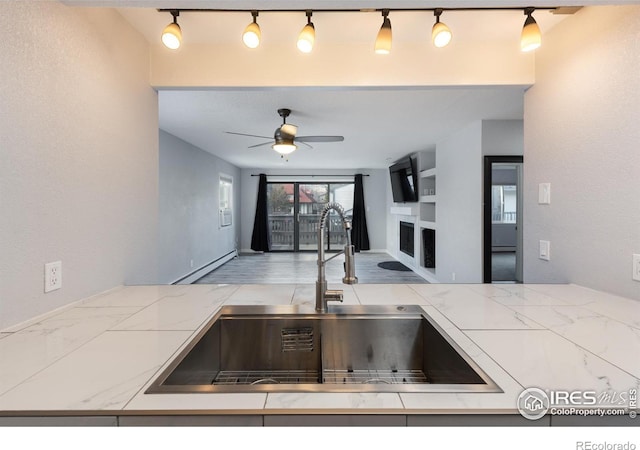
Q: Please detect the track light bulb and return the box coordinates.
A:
[432,10,452,48]
[243,11,261,49]
[297,12,315,53]
[375,10,392,54]
[161,11,182,50]
[521,9,541,52]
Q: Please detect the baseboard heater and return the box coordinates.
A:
[172,249,238,285]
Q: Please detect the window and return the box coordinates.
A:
[491,185,517,223]
[219,175,233,227]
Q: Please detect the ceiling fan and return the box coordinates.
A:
[225,108,344,157]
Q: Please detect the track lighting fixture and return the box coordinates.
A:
[297,11,316,53]
[520,8,542,52]
[375,10,392,54]
[243,11,261,49]
[432,9,452,48]
[161,10,182,50]
[159,7,558,55]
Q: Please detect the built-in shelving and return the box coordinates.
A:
[420,168,436,178]
[417,151,437,278]
[419,220,436,229]
[419,195,436,203]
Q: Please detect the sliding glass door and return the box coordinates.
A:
[267,183,295,251]
[267,182,354,252]
[297,184,328,250]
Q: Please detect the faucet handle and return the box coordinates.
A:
[324,289,344,303]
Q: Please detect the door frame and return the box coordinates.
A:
[483,155,524,284]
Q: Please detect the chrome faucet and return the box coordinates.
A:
[316,202,358,312]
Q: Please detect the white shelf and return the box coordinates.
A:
[419,220,436,229]
[420,195,436,203]
[390,205,418,216]
[420,168,436,178]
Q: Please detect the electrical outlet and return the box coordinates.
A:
[633,254,640,282]
[44,261,62,293]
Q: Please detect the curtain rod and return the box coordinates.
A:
[251,174,369,177]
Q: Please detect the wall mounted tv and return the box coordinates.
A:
[389,156,419,203]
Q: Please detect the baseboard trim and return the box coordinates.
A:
[172,250,238,285]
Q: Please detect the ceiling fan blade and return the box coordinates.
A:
[247,141,273,149]
[225,131,272,139]
[297,141,313,149]
[295,136,344,143]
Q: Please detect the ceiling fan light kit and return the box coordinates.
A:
[225,108,345,158]
[272,142,298,155]
[159,7,557,54]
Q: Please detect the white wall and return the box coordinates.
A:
[150,41,534,88]
[239,169,388,252]
[158,131,240,283]
[0,4,159,329]
[436,121,484,283]
[523,5,640,300]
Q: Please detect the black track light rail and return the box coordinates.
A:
[158,7,560,14]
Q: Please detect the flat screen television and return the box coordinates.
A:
[389,156,419,203]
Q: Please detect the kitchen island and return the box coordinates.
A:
[0,283,638,426]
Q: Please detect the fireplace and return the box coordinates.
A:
[399,221,414,257]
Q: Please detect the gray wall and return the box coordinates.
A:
[482,120,524,156]
[523,5,640,300]
[158,131,241,283]
[433,120,523,283]
[239,169,388,252]
[0,4,159,329]
[436,121,484,283]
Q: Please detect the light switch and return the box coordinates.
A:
[538,183,551,204]
[539,240,550,261]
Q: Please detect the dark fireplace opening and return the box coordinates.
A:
[399,221,414,257]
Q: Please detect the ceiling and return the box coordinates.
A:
[158,88,525,169]
[88,1,603,169]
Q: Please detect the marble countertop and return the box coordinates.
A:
[1,283,639,415]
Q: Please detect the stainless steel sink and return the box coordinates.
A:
[146,305,501,393]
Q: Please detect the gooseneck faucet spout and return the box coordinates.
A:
[316,202,358,312]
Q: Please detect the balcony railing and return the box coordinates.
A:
[492,211,516,223]
[269,214,351,251]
